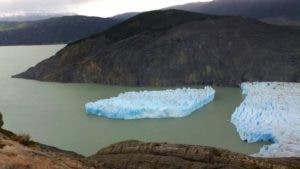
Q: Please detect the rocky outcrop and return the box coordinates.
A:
[14,10,300,87]
[0,112,89,168]
[87,140,300,169]
[0,112,300,169]
[0,139,88,169]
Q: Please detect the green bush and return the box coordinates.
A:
[0,112,3,128]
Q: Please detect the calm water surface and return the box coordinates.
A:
[0,45,267,156]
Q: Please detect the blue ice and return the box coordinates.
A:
[231,82,300,157]
[86,87,215,120]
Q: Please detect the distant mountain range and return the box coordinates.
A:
[14,10,300,86]
[172,0,300,25]
[0,0,299,46]
[0,16,118,45]
[111,12,139,22]
[0,12,76,22]
[116,0,300,26]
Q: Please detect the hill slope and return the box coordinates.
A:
[0,22,25,31]
[14,10,300,86]
[0,15,118,45]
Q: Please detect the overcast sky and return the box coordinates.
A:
[0,0,212,17]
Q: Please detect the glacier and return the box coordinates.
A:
[231,82,300,157]
[85,87,215,120]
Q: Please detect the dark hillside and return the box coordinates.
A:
[14,10,300,86]
[0,15,118,45]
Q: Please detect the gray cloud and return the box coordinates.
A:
[0,0,94,13]
[0,0,211,17]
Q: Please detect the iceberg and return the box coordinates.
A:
[231,82,300,157]
[85,87,215,120]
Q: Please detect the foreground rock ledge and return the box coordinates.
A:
[1,114,300,169]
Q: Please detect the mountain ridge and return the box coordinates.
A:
[1,0,300,46]
[0,15,118,45]
[0,12,76,22]
[115,0,300,26]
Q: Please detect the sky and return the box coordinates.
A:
[0,0,212,18]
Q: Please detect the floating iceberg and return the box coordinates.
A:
[85,87,215,120]
[231,82,300,157]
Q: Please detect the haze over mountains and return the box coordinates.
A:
[0,0,299,46]
[172,0,300,25]
[116,0,300,26]
[0,16,118,45]
[14,10,300,86]
[0,12,76,22]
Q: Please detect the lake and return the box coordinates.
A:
[0,45,267,156]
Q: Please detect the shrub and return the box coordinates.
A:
[12,134,33,146]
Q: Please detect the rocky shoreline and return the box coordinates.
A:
[0,112,300,169]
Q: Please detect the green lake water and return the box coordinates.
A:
[0,45,267,156]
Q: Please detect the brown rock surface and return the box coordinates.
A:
[87,140,300,169]
[0,112,300,169]
[0,139,88,169]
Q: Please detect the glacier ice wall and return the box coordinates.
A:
[231,82,300,157]
[85,87,215,120]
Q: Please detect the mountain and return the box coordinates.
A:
[0,15,118,45]
[0,12,76,22]
[0,21,24,31]
[171,0,300,26]
[114,0,300,26]
[14,10,300,86]
[1,0,299,46]
[111,12,139,22]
